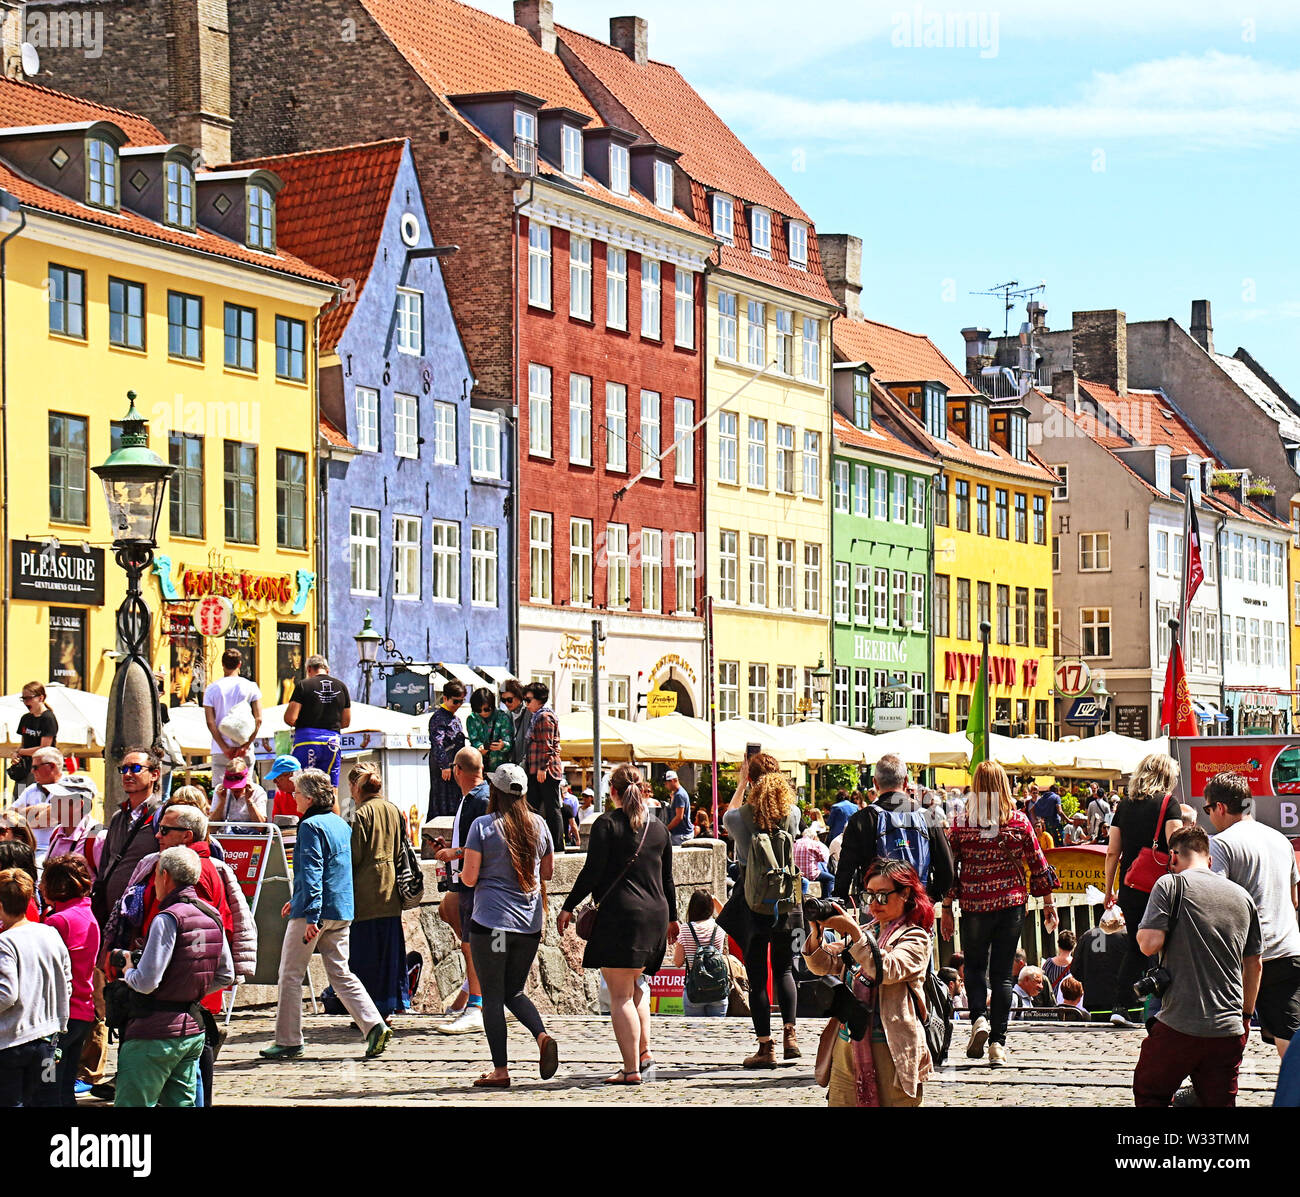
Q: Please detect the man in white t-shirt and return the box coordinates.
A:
[1206,771,1300,1058]
[203,649,262,788]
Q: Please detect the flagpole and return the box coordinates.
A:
[1178,473,1193,654]
[1166,616,1181,760]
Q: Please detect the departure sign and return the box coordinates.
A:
[1055,658,1092,698]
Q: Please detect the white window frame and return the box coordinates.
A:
[349,508,380,596]
[853,565,871,625]
[803,431,821,499]
[654,159,674,211]
[747,417,766,488]
[395,288,423,355]
[641,258,661,339]
[569,374,592,466]
[717,291,738,359]
[892,473,907,523]
[528,222,551,309]
[775,424,795,495]
[1156,529,1169,575]
[605,383,627,472]
[470,412,500,479]
[569,234,592,320]
[834,460,850,513]
[354,387,379,452]
[606,247,627,330]
[570,518,593,607]
[776,539,795,611]
[804,543,821,613]
[775,666,796,725]
[430,520,460,604]
[712,194,734,243]
[561,125,583,179]
[529,512,552,604]
[872,567,888,626]
[910,573,926,632]
[750,207,771,259]
[606,523,630,609]
[1079,531,1111,572]
[872,469,887,520]
[393,514,421,600]
[748,534,767,607]
[674,268,694,348]
[801,316,820,382]
[718,410,738,484]
[1052,465,1069,501]
[640,390,661,478]
[395,393,420,460]
[788,221,807,269]
[892,569,908,628]
[674,398,694,483]
[471,526,498,607]
[1080,607,1112,659]
[775,309,794,374]
[746,300,766,367]
[609,676,631,720]
[528,363,552,457]
[431,400,456,466]
[911,477,926,527]
[641,528,662,613]
[719,530,738,603]
[834,561,850,621]
[609,143,630,195]
[718,662,739,721]
[853,464,869,518]
[674,532,696,613]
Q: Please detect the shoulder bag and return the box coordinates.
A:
[574,819,650,940]
[393,807,425,911]
[1122,792,1174,893]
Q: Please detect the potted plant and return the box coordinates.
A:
[1210,469,1239,492]
[1247,476,1275,498]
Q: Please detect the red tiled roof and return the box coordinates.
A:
[0,78,165,146]
[360,0,598,119]
[229,140,408,352]
[319,418,356,450]
[833,410,934,467]
[1078,381,1216,460]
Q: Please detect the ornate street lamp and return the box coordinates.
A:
[93,393,174,795]
[810,655,832,722]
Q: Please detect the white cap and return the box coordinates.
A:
[487,763,528,795]
[664,770,678,781]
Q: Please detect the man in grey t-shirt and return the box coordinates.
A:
[1205,771,1300,1057]
[1133,824,1262,1107]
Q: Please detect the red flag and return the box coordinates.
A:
[1160,640,1198,737]
[1184,500,1204,609]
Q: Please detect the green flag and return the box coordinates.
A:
[967,631,990,773]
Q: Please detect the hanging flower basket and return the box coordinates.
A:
[1247,478,1275,498]
[1210,470,1239,491]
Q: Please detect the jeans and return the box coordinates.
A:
[0,1038,57,1107]
[56,1018,93,1107]
[961,904,1025,1045]
[743,918,798,1039]
[682,997,729,1017]
[114,1034,204,1107]
[527,775,565,854]
[468,922,546,1069]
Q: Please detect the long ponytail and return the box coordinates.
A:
[610,764,648,829]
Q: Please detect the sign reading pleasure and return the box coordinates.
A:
[10,539,105,605]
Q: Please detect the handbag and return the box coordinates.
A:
[394,811,425,911]
[814,1017,841,1088]
[1122,792,1174,893]
[573,820,649,940]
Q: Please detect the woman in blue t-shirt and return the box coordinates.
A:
[461,763,559,1089]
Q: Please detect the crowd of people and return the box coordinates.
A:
[3,664,1298,1111]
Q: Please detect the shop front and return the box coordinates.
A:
[1224,688,1291,735]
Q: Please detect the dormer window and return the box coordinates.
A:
[1009,413,1027,461]
[247,183,275,251]
[967,399,989,451]
[712,194,734,244]
[1155,447,1171,495]
[788,221,807,270]
[925,385,948,440]
[561,124,583,179]
[514,108,537,174]
[750,207,771,259]
[165,159,194,229]
[86,136,118,210]
[653,159,673,211]
[853,371,871,431]
[609,144,630,195]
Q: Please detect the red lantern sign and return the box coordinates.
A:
[194,594,234,638]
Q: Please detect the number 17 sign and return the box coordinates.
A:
[1055,658,1092,698]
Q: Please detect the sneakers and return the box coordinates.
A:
[743,1039,778,1069]
[966,1015,991,1059]
[73,1080,92,1096]
[365,1023,393,1058]
[1110,1012,1142,1029]
[988,1042,1007,1067]
[435,1006,484,1035]
[258,1044,305,1061]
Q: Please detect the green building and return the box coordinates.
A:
[829,363,938,730]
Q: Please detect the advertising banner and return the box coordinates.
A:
[1171,735,1300,838]
[646,966,686,1014]
[48,608,86,690]
[214,835,269,900]
[1044,845,1107,893]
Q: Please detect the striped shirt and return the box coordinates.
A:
[947,809,1055,913]
[677,918,726,966]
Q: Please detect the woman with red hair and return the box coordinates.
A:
[803,857,934,1107]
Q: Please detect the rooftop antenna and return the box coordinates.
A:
[970,280,1047,339]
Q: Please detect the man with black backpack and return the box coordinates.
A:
[833,754,954,906]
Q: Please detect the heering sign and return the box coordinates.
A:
[11,539,104,605]
[853,636,907,664]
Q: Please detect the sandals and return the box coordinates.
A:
[639,1052,656,1080]
[472,1072,511,1088]
[605,1069,642,1085]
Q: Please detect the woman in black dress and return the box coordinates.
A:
[558,764,675,1085]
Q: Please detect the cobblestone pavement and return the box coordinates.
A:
[202,1011,1283,1106]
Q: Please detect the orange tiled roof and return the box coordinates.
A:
[833,410,934,467]
[0,78,165,146]
[319,418,356,450]
[360,0,598,119]
[1077,381,1216,460]
[229,140,408,353]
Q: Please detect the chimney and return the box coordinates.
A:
[819,233,862,320]
[1190,299,1214,354]
[1051,369,1079,413]
[961,327,993,375]
[1071,309,1127,397]
[515,0,556,53]
[1,1,25,82]
[167,0,233,165]
[609,15,648,66]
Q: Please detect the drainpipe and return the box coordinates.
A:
[311,310,326,666]
[928,470,937,737]
[510,179,535,676]
[0,192,27,694]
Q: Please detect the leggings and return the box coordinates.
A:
[1116,885,1153,1014]
[961,904,1025,1046]
[743,918,798,1039]
[468,922,546,1069]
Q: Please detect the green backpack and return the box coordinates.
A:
[741,806,801,918]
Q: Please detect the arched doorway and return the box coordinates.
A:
[657,676,695,717]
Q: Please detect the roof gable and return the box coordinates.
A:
[0,78,164,146]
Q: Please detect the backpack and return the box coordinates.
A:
[683,923,730,1006]
[741,807,801,918]
[912,960,954,1067]
[874,805,933,890]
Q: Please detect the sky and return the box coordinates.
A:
[482,0,1300,396]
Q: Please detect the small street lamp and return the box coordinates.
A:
[810,655,832,722]
[93,393,174,794]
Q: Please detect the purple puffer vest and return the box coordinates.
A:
[123,886,223,1041]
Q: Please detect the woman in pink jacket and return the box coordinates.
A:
[40,854,99,1107]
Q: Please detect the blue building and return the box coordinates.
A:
[233,139,511,703]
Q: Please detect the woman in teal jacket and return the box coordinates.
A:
[467,688,514,773]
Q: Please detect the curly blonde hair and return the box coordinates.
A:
[747,771,794,831]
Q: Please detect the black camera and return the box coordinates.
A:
[803,896,839,924]
[798,975,872,1040]
[1133,965,1172,1000]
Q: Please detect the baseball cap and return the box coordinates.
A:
[266,755,302,781]
[582,788,594,798]
[488,763,528,795]
[664,770,678,781]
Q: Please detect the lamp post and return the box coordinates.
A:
[92,393,174,812]
[810,655,832,723]
[354,609,383,704]
[1092,670,1111,737]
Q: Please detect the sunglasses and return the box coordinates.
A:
[118,763,154,775]
[1202,801,1219,815]
[157,824,186,836]
[864,887,901,906]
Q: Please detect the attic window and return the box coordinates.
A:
[514,108,537,175]
[653,159,673,211]
[86,136,118,210]
[750,207,771,259]
[165,160,194,229]
[788,221,807,270]
[561,125,583,179]
[1010,413,1028,461]
[50,146,69,171]
[712,194,733,244]
[609,144,630,195]
[967,398,989,450]
[925,385,947,441]
[853,371,871,432]
[247,183,275,252]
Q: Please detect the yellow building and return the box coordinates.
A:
[835,317,1057,743]
[1291,498,1300,719]
[0,81,336,715]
